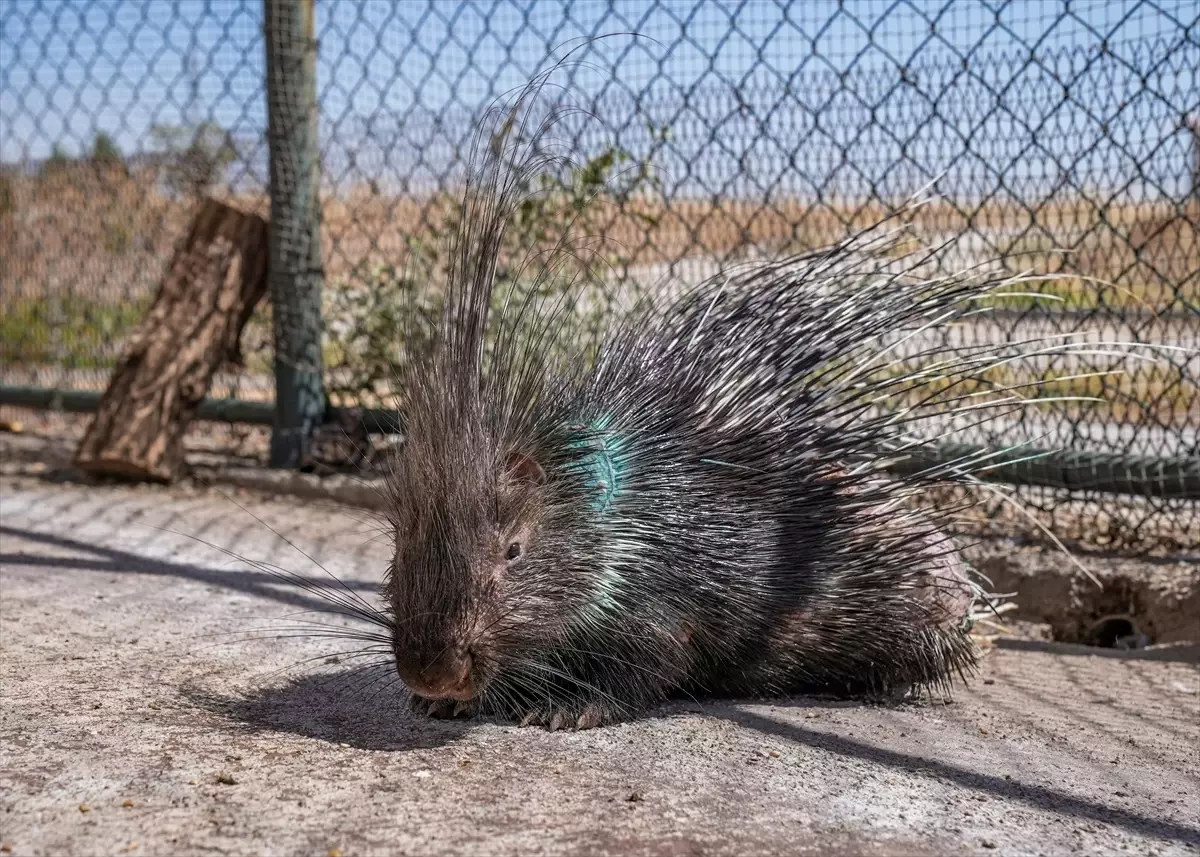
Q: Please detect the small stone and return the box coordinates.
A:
[982,678,995,685]
[121,800,134,808]
[328,849,344,857]
[981,840,996,849]
[187,779,198,786]
[216,774,237,786]
[78,803,91,813]
[2,842,13,853]
[625,791,643,803]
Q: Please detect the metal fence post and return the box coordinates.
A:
[1189,113,1200,207]
[264,0,325,468]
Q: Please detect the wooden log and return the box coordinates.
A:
[74,198,269,481]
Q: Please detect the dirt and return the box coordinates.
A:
[1,476,1198,856]
[969,540,1200,646]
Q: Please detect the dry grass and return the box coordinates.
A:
[2,165,1196,308]
[2,165,1196,423]
[3,168,1193,381]
[878,362,1200,426]
[927,481,1200,554]
[1,165,193,303]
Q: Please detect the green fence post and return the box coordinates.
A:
[264,0,325,468]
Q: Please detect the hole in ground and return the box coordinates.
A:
[1085,614,1152,650]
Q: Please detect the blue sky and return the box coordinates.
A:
[2,0,1197,200]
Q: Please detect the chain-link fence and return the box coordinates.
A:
[1,0,1197,545]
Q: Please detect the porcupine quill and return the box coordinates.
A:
[308,60,1130,731]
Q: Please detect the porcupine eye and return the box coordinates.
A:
[505,542,522,562]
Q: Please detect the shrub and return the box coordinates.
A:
[91,131,123,167]
[323,128,664,405]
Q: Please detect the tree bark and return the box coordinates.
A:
[74,198,269,482]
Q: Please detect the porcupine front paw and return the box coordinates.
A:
[516,701,625,732]
[407,693,478,720]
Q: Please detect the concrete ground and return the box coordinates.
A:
[1,476,1197,857]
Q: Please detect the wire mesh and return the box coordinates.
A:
[0,0,1196,545]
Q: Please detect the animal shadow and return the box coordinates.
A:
[184,665,472,752]
[186,664,896,751]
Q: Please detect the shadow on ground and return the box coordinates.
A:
[714,701,1200,847]
[6,512,1199,849]
[186,669,1200,847]
[182,666,470,752]
[0,523,381,616]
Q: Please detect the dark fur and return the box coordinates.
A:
[381,74,1021,730]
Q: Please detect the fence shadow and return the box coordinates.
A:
[0,523,380,617]
[716,701,1200,847]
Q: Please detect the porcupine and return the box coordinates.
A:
[380,78,1040,732]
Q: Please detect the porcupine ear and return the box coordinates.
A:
[505,452,546,486]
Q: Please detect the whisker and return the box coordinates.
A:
[143,525,391,628]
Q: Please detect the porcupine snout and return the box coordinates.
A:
[393,647,476,701]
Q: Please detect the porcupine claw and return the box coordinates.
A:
[574,705,604,730]
[516,704,609,731]
[406,694,432,716]
[408,695,477,720]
